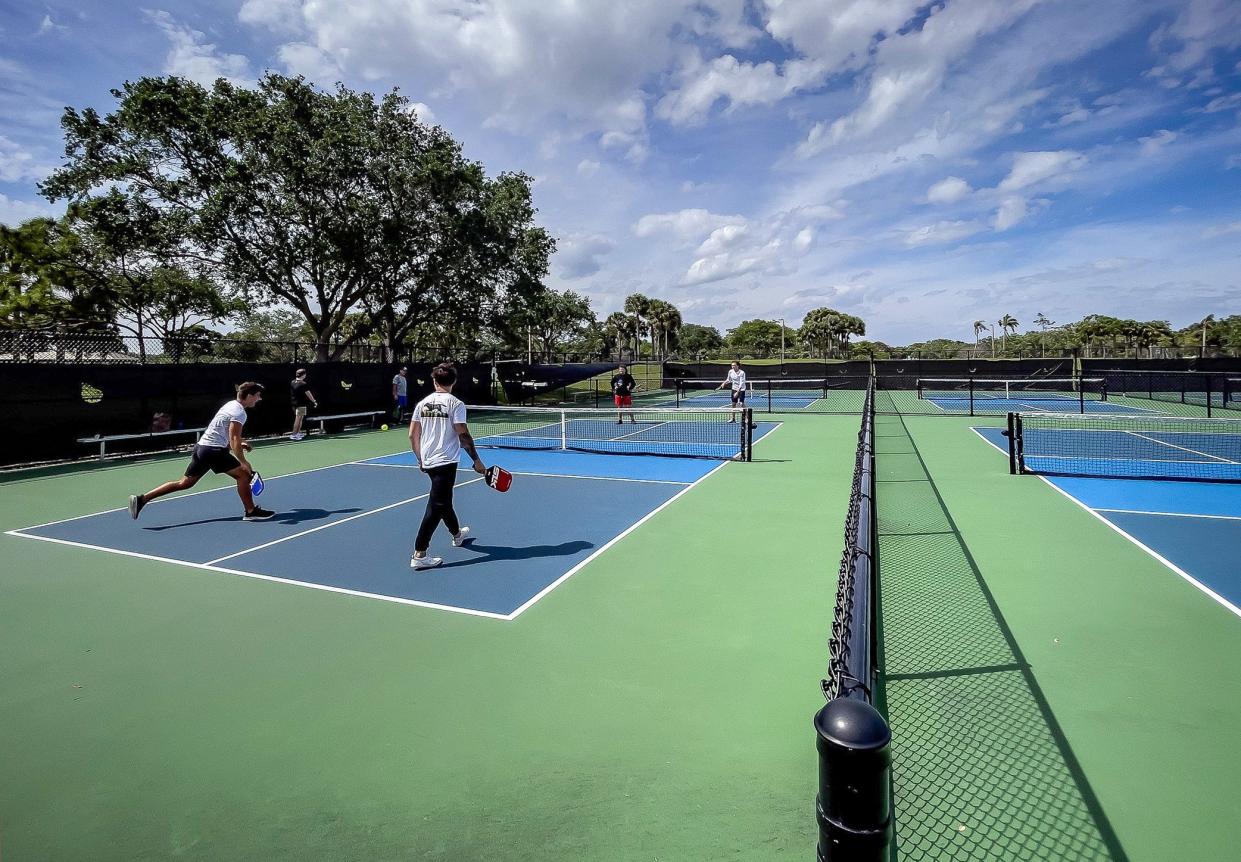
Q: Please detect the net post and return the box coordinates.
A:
[1006,412,1018,474]
[765,379,772,413]
[560,410,567,450]
[739,406,749,461]
[1014,414,1024,474]
[814,699,892,862]
[968,377,975,416]
[1207,376,1214,418]
[1079,378,1085,414]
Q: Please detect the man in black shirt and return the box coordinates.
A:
[610,363,640,424]
[289,368,319,441]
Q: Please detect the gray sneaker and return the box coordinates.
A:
[452,526,471,547]
[411,555,443,570]
[128,494,146,520]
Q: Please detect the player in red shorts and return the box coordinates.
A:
[610,363,640,424]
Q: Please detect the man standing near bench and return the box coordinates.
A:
[128,382,275,522]
[289,368,318,441]
[392,366,409,422]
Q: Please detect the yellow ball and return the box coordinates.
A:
[380,424,389,431]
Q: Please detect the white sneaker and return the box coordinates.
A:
[452,526,471,547]
[290,432,305,441]
[411,555,443,570]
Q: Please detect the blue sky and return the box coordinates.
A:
[2,0,1239,344]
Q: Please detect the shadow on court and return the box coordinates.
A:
[142,507,363,531]
[875,413,1129,861]
[439,539,594,568]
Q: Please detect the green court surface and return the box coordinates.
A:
[0,418,849,861]
[3,412,1239,859]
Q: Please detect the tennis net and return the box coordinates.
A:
[466,404,753,460]
[823,382,877,702]
[1008,411,1241,482]
[918,377,1106,402]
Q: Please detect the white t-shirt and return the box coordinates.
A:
[199,400,247,449]
[393,373,408,396]
[412,392,467,468]
[727,369,747,391]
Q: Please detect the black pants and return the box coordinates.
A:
[415,463,460,552]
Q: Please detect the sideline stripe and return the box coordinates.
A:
[350,461,692,485]
[205,476,485,565]
[969,426,1241,619]
[0,531,510,620]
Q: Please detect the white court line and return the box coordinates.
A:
[968,426,1241,619]
[1,531,509,620]
[505,413,784,619]
[8,423,782,621]
[1095,508,1241,522]
[612,420,670,441]
[350,461,690,485]
[205,476,486,565]
[9,458,406,534]
[505,459,732,620]
[1124,430,1236,463]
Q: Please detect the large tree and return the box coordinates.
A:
[41,74,549,361]
[511,287,596,355]
[0,217,112,331]
[676,323,722,357]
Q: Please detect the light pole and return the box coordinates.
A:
[777,318,786,364]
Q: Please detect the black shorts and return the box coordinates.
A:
[186,445,241,478]
[731,388,746,404]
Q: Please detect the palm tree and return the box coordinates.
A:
[604,311,635,360]
[623,293,651,358]
[972,320,987,354]
[998,314,1018,354]
[1033,313,1054,357]
[1198,314,1216,356]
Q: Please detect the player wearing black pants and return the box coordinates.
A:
[414,463,460,552]
[408,362,487,570]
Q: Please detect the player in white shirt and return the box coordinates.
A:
[717,360,747,422]
[408,363,488,570]
[128,382,274,521]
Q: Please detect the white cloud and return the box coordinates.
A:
[763,0,925,74]
[1202,92,1241,113]
[1203,221,1241,239]
[676,206,841,286]
[655,52,825,125]
[407,102,436,125]
[1148,0,1241,79]
[821,0,1043,145]
[632,208,746,241]
[0,135,51,183]
[239,0,305,36]
[998,150,1086,192]
[904,220,987,247]
[1046,106,1090,127]
[36,14,67,35]
[1138,129,1178,156]
[277,42,343,84]
[556,233,616,278]
[0,193,60,227]
[1226,154,1241,170]
[993,197,1028,231]
[576,160,600,177]
[926,176,972,205]
[147,11,252,87]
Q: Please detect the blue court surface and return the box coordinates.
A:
[925,394,1151,414]
[9,424,779,621]
[973,426,1241,617]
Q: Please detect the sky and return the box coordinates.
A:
[1,0,1240,345]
